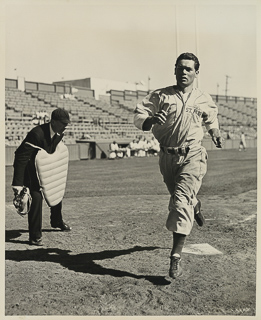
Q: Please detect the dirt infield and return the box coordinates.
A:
[5,149,257,316]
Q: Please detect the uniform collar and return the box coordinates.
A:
[49,122,56,139]
[174,85,195,95]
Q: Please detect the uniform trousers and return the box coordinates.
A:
[159,146,208,235]
[28,189,63,240]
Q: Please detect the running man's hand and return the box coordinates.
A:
[212,136,223,148]
[142,109,168,131]
[208,128,223,148]
[152,110,168,126]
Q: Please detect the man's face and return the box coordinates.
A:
[175,59,199,89]
[51,119,68,134]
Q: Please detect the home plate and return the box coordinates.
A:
[183,243,223,255]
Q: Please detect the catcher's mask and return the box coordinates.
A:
[13,187,32,216]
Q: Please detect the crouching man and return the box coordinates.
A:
[12,108,72,246]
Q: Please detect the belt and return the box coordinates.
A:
[160,145,190,155]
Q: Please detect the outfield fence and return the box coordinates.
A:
[5,138,257,166]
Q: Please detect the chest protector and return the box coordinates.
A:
[26,141,69,207]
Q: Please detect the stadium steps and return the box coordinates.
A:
[5,88,257,143]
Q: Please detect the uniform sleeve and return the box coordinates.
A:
[133,92,161,130]
[201,93,219,131]
[12,130,40,186]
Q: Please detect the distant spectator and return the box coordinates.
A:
[126,139,138,157]
[63,93,75,100]
[44,113,50,123]
[131,139,139,156]
[32,110,49,125]
[108,141,124,159]
[32,114,39,125]
[149,137,160,156]
[125,141,132,158]
[6,136,15,146]
[137,137,147,157]
[81,133,86,140]
[144,138,152,156]
[80,133,91,141]
[39,110,49,124]
[239,132,246,151]
[146,138,153,156]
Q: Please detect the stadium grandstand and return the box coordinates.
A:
[5,77,257,164]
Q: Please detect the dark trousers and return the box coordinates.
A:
[28,190,63,240]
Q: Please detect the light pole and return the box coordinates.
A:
[225,75,231,97]
[194,5,199,88]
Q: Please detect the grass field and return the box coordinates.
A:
[5,148,258,316]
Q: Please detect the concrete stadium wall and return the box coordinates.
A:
[202,138,257,150]
[5,78,95,97]
[5,138,257,166]
[210,94,256,105]
[6,78,256,105]
[5,78,18,89]
[6,144,87,166]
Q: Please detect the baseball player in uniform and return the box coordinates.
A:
[12,108,72,246]
[239,131,246,151]
[134,52,222,279]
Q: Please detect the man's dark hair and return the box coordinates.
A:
[175,52,200,71]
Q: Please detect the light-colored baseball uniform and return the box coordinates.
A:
[134,85,219,235]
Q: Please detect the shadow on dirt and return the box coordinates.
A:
[5,231,171,286]
[5,229,60,245]
[5,229,28,244]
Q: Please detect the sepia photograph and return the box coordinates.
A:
[4,0,259,318]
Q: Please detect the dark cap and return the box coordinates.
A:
[51,108,70,124]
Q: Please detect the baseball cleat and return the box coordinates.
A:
[169,255,183,279]
[194,199,205,227]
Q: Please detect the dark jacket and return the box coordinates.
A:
[12,123,63,190]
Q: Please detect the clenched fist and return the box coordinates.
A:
[208,128,223,148]
[152,109,168,126]
[212,136,223,148]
